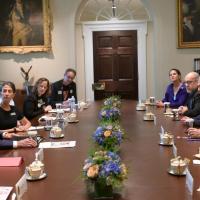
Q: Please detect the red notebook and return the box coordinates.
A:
[0,157,23,167]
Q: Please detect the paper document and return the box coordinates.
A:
[0,187,13,200]
[48,108,70,113]
[39,141,76,148]
[28,126,44,131]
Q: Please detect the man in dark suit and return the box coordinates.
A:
[0,132,13,149]
[50,68,77,108]
[0,131,37,150]
[179,72,200,117]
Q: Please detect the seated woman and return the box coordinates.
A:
[23,78,52,120]
[156,69,188,108]
[0,81,36,149]
[0,81,31,132]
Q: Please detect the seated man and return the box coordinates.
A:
[50,68,77,107]
[0,131,37,150]
[179,72,200,117]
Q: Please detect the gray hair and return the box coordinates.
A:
[186,71,199,81]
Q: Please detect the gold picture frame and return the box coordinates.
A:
[0,0,51,54]
[177,0,200,48]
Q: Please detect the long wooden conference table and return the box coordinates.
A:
[0,100,200,200]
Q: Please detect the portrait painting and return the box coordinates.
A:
[0,0,51,53]
[178,0,200,48]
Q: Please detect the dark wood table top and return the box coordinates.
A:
[0,100,200,200]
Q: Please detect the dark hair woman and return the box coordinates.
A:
[156,68,188,108]
[23,78,52,120]
[0,81,37,149]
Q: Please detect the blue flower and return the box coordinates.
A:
[106,151,120,161]
[101,161,121,176]
[99,107,120,121]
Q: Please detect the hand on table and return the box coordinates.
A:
[62,100,68,106]
[44,105,52,112]
[16,126,27,132]
[180,116,190,122]
[3,132,14,139]
[187,128,200,138]
[178,106,188,114]
[156,101,164,107]
[17,138,37,148]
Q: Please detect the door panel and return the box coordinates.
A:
[98,55,113,79]
[118,55,133,79]
[93,30,138,100]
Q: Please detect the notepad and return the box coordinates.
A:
[0,157,23,167]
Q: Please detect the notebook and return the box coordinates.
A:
[0,157,23,167]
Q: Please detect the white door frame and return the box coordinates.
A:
[82,20,147,101]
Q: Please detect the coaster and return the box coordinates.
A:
[49,133,64,139]
[67,119,79,123]
[159,141,173,146]
[167,168,186,176]
[26,173,47,181]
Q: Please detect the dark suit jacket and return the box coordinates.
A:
[50,79,77,108]
[194,115,200,127]
[183,89,200,117]
[0,132,13,150]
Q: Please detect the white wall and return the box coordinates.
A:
[0,0,81,91]
[143,0,200,99]
[0,0,200,101]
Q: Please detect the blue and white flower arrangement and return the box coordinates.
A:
[99,107,120,122]
[83,151,127,188]
[103,96,121,109]
[93,124,124,152]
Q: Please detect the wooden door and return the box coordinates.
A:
[93,30,138,100]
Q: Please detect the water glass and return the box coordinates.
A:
[56,103,62,111]
[45,118,52,130]
[164,102,170,113]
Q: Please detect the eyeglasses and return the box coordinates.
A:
[64,74,74,80]
[184,80,196,85]
[66,76,73,80]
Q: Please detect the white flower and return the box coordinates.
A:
[83,163,92,171]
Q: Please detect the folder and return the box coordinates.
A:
[0,157,23,167]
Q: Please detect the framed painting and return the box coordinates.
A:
[177,0,200,48]
[0,0,51,54]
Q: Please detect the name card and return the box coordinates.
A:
[11,193,16,200]
[15,174,27,200]
[154,115,157,126]
[39,141,76,148]
[161,126,164,135]
[186,168,193,196]
[172,143,177,157]
[37,148,44,161]
[193,160,200,165]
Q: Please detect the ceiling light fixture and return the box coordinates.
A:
[108,0,116,18]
